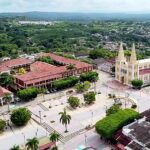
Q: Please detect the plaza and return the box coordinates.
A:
[0,70,150,150]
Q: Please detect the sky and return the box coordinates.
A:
[1,0,150,13]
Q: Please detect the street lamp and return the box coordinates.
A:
[39,111,42,124]
[84,133,87,147]
[35,128,38,137]
[22,132,26,149]
[90,110,94,125]
[45,127,48,136]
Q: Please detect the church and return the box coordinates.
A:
[115,43,150,86]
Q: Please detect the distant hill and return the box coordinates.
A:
[1,11,150,21]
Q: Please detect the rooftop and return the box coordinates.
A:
[1,58,33,68]
[15,53,92,85]
[0,86,12,97]
[0,65,10,73]
[39,52,91,69]
[138,58,150,64]
[140,109,150,122]
[30,61,57,72]
[123,118,150,149]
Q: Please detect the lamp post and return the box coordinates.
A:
[90,110,94,125]
[84,133,87,147]
[35,128,38,137]
[22,132,26,149]
[46,127,48,136]
[39,111,42,124]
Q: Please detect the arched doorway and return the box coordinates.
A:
[121,76,124,84]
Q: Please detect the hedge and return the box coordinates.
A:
[80,71,98,82]
[17,87,39,101]
[53,76,79,90]
[95,109,139,139]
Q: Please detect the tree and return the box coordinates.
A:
[38,56,54,64]
[26,137,39,150]
[18,67,26,75]
[0,119,6,132]
[50,131,60,148]
[131,79,143,89]
[106,104,121,116]
[84,91,96,105]
[95,109,139,139]
[11,108,31,126]
[17,87,39,101]
[3,93,12,112]
[66,64,76,70]
[75,81,91,93]
[68,96,80,108]
[10,145,21,150]
[59,109,71,133]
[0,73,14,88]
[89,48,116,59]
[80,71,98,82]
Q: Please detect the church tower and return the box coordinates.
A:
[128,43,139,83]
[115,42,128,84]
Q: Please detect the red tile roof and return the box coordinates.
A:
[139,68,150,75]
[1,58,33,68]
[0,65,10,73]
[0,86,12,97]
[30,61,57,72]
[16,65,66,84]
[39,53,92,69]
[16,53,92,86]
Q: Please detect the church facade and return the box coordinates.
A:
[115,43,150,86]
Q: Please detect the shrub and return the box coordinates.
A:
[17,87,39,101]
[11,108,31,126]
[75,81,91,93]
[84,91,96,105]
[0,119,6,132]
[68,96,80,108]
[131,79,143,89]
[53,76,79,90]
[95,109,139,139]
[106,104,122,116]
[80,71,98,82]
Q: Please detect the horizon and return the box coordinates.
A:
[1,0,150,13]
[1,11,150,15]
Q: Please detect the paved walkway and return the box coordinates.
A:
[0,120,47,150]
[59,129,113,150]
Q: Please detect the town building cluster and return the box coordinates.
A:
[0,52,93,90]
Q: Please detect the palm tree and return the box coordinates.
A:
[0,73,14,89]
[26,137,39,150]
[59,109,71,133]
[50,131,60,147]
[10,145,20,150]
[3,93,12,112]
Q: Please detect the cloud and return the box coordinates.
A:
[1,0,150,13]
